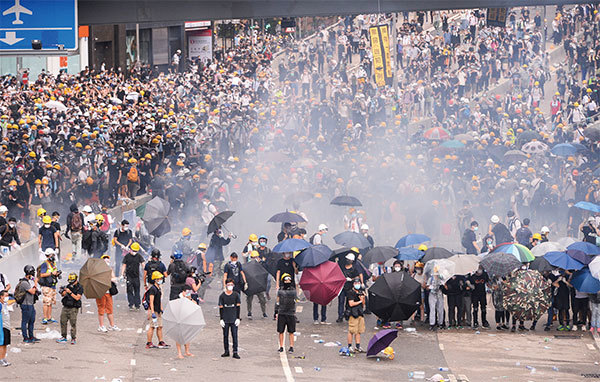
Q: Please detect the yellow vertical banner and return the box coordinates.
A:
[379,24,392,79]
[369,26,386,87]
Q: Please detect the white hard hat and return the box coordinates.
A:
[82,205,92,213]
[361,224,369,230]
[345,253,355,261]
[541,226,550,234]
[84,214,96,224]
[44,248,55,256]
[0,205,7,213]
[589,216,596,222]
[318,224,328,231]
[490,215,500,224]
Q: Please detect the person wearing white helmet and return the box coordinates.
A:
[0,205,7,227]
[336,250,363,323]
[309,224,328,245]
[360,224,374,248]
[489,215,513,245]
[540,226,550,242]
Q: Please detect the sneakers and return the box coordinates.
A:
[157,341,170,349]
[557,325,565,331]
[71,339,76,345]
[278,347,284,352]
[146,342,158,349]
[510,326,516,332]
[262,313,268,318]
[496,326,503,331]
[348,346,355,353]
[314,320,319,325]
[572,325,578,332]
[41,319,48,325]
[501,324,509,330]
[97,326,108,333]
[429,325,436,331]
[321,321,330,325]
[247,313,253,320]
[0,359,10,367]
[56,337,68,343]
[591,327,596,333]
[48,319,58,323]
[355,347,365,353]
[232,353,240,359]
[518,326,528,331]
[108,326,121,331]
[544,326,551,331]
[482,322,490,328]
[336,317,343,323]
[288,347,294,353]
[221,352,230,357]
[31,337,41,343]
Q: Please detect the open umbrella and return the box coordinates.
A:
[440,140,465,149]
[454,133,475,142]
[551,143,577,157]
[294,245,332,269]
[368,271,421,322]
[272,238,311,253]
[242,260,269,296]
[44,100,67,112]
[531,241,566,257]
[79,258,112,299]
[424,127,450,140]
[447,254,480,275]
[502,269,551,321]
[394,234,430,248]
[264,253,284,278]
[556,237,577,248]
[366,329,398,357]
[491,243,534,263]
[566,249,595,265]
[529,257,555,272]
[299,261,345,305]
[396,247,423,261]
[330,195,362,207]
[362,246,398,265]
[333,231,371,249]
[423,259,456,281]
[584,126,600,141]
[545,251,585,270]
[163,298,206,345]
[590,257,600,279]
[567,242,600,255]
[480,252,522,278]
[207,211,235,234]
[503,150,528,162]
[517,130,541,143]
[571,267,600,293]
[330,247,356,262]
[267,211,306,223]
[521,141,548,155]
[574,201,600,213]
[420,247,453,263]
[141,197,171,237]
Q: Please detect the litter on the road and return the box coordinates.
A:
[94,377,106,381]
[314,367,321,371]
[314,339,324,343]
[310,334,320,337]
[9,347,21,353]
[145,378,161,381]
[324,342,338,347]
[404,328,416,332]
[426,374,444,382]
[170,368,177,371]
[37,329,61,339]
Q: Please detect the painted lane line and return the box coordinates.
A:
[130,359,136,366]
[279,352,295,382]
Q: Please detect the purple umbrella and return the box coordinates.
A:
[299,261,345,306]
[567,249,594,265]
[366,329,398,357]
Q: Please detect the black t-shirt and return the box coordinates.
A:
[277,287,297,316]
[122,253,144,278]
[147,284,162,313]
[113,229,133,246]
[582,225,597,244]
[463,229,477,254]
[218,291,240,323]
[492,223,513,245]
[469,272,489,296]
[346,288,364,317]
[276,258,295,284]
[341,264,360,291]
[144,260,167,283]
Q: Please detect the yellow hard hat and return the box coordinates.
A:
[182,227,191,237]
[418,244,428,251]
[350,247,359,254]
[532,233,542,240]
[415,261,424,268]
[34,179,42,185]
[145,153,152,160]
[75,142,83,148]
[42,215,52,224]
[198,242,207,250]
[130,242,141,252]
[37,207,46,216]
[95,214,104,223]
[151,270,164,280]
[129,158,137,164]
[29,151,36,158]
[249,234,258,242]
[281,273,292,281]
[250,250,260,258]
[86,177,94,185]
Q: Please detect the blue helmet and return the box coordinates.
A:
[258,235,268,241]
[173,251,183,260]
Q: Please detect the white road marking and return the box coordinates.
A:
[294,367,303,374]
[279,352,295,382]
[136,328,143,334]
[130,359,136,366]
[587,343,596,350]
[439,343,444,350]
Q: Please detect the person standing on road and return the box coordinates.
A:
[461,221,479,255]
[346,277,366,353]
[469,266,490,329]
[246,251,267,319]
[38,248,60,324]
[113,220,133,275]
[0,290,13,366]
[65,204,84,262]
[337,253,362,323]
[144,249,167,291]
[17,265,39,343]
[146,271,170,349]
[168,251,190,301]
[56,273,83,345]
[426,268,445,330]
[219,278,241,359]
[120,242,144,310]
[96,254,121,333]
[223,252,247,294]
[208,229,232,278]
[276,273,296,353]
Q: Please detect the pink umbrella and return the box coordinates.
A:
[299,261,346,306]
[424,127,450,140]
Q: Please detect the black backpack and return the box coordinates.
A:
[309,233,317,245]
[461,229,473,250]
[145,260,162,282]
[171,260,188,284]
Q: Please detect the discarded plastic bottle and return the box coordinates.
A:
[412,371,425,379]
[438,367,449,372]
[525,366,534,370]
[552,366,559,372]
[314,367,321,372]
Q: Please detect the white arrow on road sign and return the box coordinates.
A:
[0,32,24,45]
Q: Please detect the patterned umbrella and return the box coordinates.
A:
[531,241,566,257]
[521,141,548,155]
[502,269,551,321]
[480,252,522,278]
[491,243,534,263]
[424,127,450,140]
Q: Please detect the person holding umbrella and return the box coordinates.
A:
[276,273,296,353]
[246,251,267,319]
[346,276,366,353]
[219,278,241,359]
[208,229,232,278]
[336,252,363,323]
[96,254,121,333]
[256,236,274,299]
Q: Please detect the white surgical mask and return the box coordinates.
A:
[8,223,15,228]
[44,224,50,228]
[230,260,237,265]
[226,285,234,291]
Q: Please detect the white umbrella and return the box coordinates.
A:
[556,237,577,248]
[447,254,480,275]
[531,241,566,257]
[44,100,67,112]
[589,257,600,280]
[163,298,206,345]
[424,259,456,282]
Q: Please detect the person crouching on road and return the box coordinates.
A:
[219,278,241,359]
[346,277,366,353]
[56,273,83,344]
[276,273,296,353]
[146,271,170,349]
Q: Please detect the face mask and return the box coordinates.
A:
[259,241,266,247]
[417,269,423,274]
[284,254,291,259]
[104,259,110,266]
[226,285,234,291]
[474,226,478,231]
[8,223,15,228]
[476,269,483,275]
[230,260,237,265]
[353,283,361,290]
[394,267,401,272]
[487,240,492,245]
[44,224,50,228]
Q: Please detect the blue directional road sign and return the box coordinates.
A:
[0,0,77,52]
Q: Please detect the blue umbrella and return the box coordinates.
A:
[550,143,577,157]
[395,234,431,248]
[396,247,423,261]
[566,249,595,265]
[294,245,332,269]
[571,267,600,293]
[272,238,311,253]
[574,202,600,214]
[440,140,465,149]
[544,251,584,270]
[567,241,600,255]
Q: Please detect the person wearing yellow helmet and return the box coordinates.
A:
[246,250,267,320]
[119,239,145,310]
[56,271,83,345]
[173,228,194,261]
[146,270,169,350]
[242,234,259,262]
[418,244,428,252]
[276,272,297,353]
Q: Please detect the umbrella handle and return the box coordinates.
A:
[222,224,237,239]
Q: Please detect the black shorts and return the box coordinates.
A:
[277,314,296,334]
[2,328,10,346]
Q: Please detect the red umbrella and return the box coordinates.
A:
[299,261,345,306]
[424,127,450,140]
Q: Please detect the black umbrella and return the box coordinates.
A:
[267,211,306,223]
[333,231,371,249]
[264,253,284,278]
[243,260,269,296]
[330,247,355,261]
[368,271,421,322]
[420,247,453,263]
[330,195,362,207]
[585,127,600,141]
[362,246,398,265]
[207,211,235,234]
[529,257,555,272]
[295,245,332,269]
